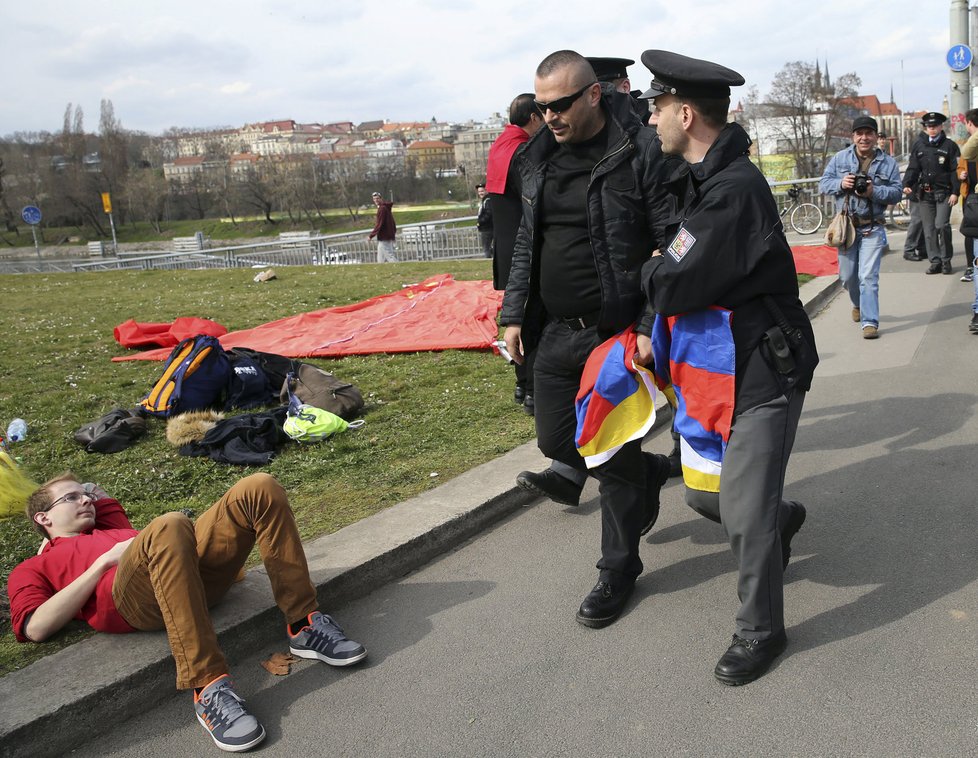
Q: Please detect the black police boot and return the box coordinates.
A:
[514,384,526,404]
[926,261,943,274]
[516,468,583,507]
[523,394,535,416]
[942,260,953,275]
[714,631,788,686]
[575,577,635,628]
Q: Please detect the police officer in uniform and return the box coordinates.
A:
[639,50,817,686]
[586,56,653,125]
[903,112,960,275]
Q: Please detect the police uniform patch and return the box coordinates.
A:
[668,227,697,262]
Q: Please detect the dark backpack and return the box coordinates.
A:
[227,348,299,393]
[278,362,364,420]
[225,352,277,410]
[139,335,231,418]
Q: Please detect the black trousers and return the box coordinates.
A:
[533,320,649,580]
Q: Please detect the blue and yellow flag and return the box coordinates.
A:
[575,329,658,468]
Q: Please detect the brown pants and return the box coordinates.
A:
[111,473,318,689]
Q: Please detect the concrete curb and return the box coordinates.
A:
[0,275,840,758]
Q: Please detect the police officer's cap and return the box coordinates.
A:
[921,112,946,126]
[638,50,745,100]
[586,57,634,83]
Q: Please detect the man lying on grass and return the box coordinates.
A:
[7,472,366,753]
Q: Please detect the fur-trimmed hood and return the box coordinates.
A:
[166,410,224,447]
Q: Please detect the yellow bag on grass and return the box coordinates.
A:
[0,450,37,519]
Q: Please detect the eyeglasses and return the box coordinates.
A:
[534,82,596,115]
[46,490,92,510]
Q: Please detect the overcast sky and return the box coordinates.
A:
[0,0,964,136]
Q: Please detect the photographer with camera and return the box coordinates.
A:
[902,112,960,275]
[819,115,903,339]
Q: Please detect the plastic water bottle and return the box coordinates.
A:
[6,419,27,442]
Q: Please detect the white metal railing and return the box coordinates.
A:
[61,216,483,273]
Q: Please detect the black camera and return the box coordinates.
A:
[852,173,870,194]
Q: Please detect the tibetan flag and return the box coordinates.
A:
[653,308,736,493]
[575,329,657,468]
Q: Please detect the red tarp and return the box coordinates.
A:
[113,317,228,349]
[114,274,503,361]
[113,249,836,362]
[790,244,839,277]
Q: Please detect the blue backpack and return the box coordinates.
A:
[139,335,232,417]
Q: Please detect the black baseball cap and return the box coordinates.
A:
[851,115,879,133]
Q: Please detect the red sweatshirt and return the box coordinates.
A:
[7,497,138,641]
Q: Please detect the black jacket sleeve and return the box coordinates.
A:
[646,178,775,315]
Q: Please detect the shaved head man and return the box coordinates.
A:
[500,50,672,629]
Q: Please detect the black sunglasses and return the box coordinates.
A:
[534,82,596,115]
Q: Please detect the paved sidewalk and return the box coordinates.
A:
[9,232,976,757]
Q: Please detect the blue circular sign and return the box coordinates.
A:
[21,205,41,225]
[947,44,973,72]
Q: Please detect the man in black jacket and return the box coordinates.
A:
[903,112,960,274]
[476,183,493,258]
[640,50,817,686]
[501,50,671,629]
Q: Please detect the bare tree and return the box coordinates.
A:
[0,154,19,242]
[319,154,371,223]
[98,99,130,217]
[125,168,168,233]
[234,160,277,225]
[51,104,107,237]
[765,61,861,177]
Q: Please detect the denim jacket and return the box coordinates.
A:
[818,146,903,218]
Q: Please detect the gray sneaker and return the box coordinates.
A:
[194,675,265,752]
[289,612,367,666]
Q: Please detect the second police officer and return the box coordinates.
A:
[902,112,960,275]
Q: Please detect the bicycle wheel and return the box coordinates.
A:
[790,203,823,235]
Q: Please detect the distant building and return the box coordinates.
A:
[406,140,455,175]
[454,126,503,179]
[229,152,260,176]
[163,155,205,182]
[163,155,226,184]
[356,120,385,138]
[421,119,463,143]
[381,122,430,142]
[323,122,355,134]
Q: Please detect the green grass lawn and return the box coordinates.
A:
[0,258,533,676]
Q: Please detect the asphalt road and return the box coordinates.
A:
[81,242,978,757]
